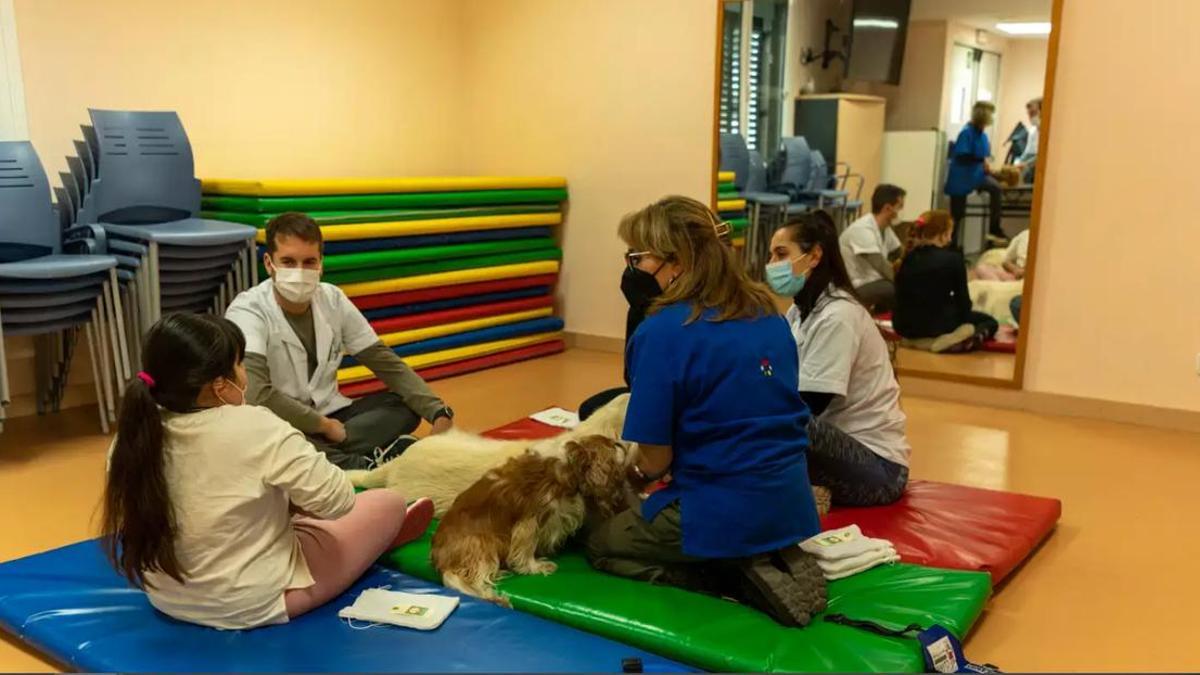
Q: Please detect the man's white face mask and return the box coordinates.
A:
[268,258,321,304]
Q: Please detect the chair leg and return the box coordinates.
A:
[102,279,127,385]
[148,242,162,323]
[137,263,152,334]
[0,313,8,431]
[93,301,117,424]
[108,269,131,381]
[84,320,110,435]
[249,239,259,286]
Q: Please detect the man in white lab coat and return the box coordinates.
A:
[226,213,454,470]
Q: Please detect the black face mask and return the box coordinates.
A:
[621,265,663,311]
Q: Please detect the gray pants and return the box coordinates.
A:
[855,279,895,314]
[805,416,908,507]
[309,392,421,470]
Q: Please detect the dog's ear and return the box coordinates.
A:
[564,440,587,468]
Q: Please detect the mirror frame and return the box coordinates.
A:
[709,0,1065,390]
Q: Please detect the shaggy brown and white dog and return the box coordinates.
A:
[345,395,630,517]
[430,434,634,604]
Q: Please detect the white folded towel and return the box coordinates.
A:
[818,545,900,580]
[800,525,893,561]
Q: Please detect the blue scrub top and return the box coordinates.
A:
[623,302,822,559]
[944,124,991,197]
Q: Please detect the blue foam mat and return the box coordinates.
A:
[362,286,552,321]
[342,316,565,367]
[0,539,690,673]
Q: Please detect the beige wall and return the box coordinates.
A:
[13,0,465,181]
[997,38,1048,151]
[455,0,715,341]
[844,20,946,131]
[1024,0,1200,412]
[783,0,852,133]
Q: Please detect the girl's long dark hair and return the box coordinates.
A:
[778,210,863,319]
[102,313,245,587]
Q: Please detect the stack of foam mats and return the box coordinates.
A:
[200,177,569,391]
[717,170,748,247]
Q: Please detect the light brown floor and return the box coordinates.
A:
[896,345,1016,380]
[3,348,1199,671]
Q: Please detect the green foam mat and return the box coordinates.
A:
[320,246,562,286]
[201,188,569,214]
[382,526,991,673]
[730,217,748,234]
[201,204,560,228]
[321,238,557,273]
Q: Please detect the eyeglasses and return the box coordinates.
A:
[624,250,654,270]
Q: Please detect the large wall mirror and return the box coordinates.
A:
[712,0,1059,388]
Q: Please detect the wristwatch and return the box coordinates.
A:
[431,405,454,423]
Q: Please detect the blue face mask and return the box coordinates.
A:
[765,259,807,296]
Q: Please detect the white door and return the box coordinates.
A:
[0,0,28,141]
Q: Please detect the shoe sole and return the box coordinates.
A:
[395,497,435,546]
[735,553,823,627]
[776,547,828,614]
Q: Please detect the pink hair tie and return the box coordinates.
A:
[136,371,156,389]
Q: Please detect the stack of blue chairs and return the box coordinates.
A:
[0,142,122,434]
[59,109,257,379]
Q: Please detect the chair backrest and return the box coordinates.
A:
[66,156,88,197]
[60,171,80,216]
[778,136,813,188]
[0,141,60,261]
[809,149,831,191]
[85,109,200,224]
[81,125,100,176]
[718,133,750,191]
[74,140,94,184]
[746,149,768,194]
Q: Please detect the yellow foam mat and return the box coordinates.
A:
[338,332,564,383]
[202,176,567,197]
[718,171,735,182]
[379,308,554,347]
[253,212,562,244]
[340,260,561,298]
[717,199,746,212]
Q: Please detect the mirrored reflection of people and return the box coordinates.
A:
[946,101,1005,247]
[894,211,998,353]
[1014,97,1042,184]
[838,184,905,314]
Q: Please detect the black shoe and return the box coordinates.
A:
[732,549,827,627]
[365,434,417,470]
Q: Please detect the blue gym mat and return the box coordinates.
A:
[0,539,689,673]
[361,285,553,321]
[342,316,565,367]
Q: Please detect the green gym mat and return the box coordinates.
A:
[730,217,748,234]
[201,188,569,214]
[321,238,557,274]
[201,204,561,228]
[320,246,562,286]
[382,527,991,673]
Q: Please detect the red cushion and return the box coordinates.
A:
[821,480,1060,584]
[479,416,1061,585]
[983,339,1017,353]
[351,274,558,310]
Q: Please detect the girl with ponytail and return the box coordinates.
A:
[102,313,433,629]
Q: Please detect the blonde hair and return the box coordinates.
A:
[617,195,777,323]
[907,209,955,250]
[971,100,996,127]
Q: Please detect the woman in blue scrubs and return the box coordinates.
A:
[585,195,827,627]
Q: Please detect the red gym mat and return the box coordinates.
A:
[478,413,1060,585]
[339,340,566,397]
[352,274,558,310]
[370,295,554,334]
[874,314,1019,355]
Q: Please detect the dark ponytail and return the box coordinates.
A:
[102,313,246,588]
[776,210,863,319]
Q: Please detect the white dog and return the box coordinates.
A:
[346,394,630,517]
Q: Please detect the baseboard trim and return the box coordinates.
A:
[899,374,1200,435]
[564,331,624,353]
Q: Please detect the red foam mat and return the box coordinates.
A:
[352,274,558,310]
[370,295,554,334]
[339,340,566,397]
[479,414,1061,584]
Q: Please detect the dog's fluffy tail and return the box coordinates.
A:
[442,570,510,607]
[345,467,385,489]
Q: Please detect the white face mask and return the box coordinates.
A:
[272,266,321,304]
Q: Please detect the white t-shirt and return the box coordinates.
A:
[840,214,902,287]
[786,288,910,467]
[108,405,355,629]
[1005,229,1030,269]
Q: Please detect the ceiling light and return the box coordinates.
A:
[854,18,899,29]
[995,22,1051,36]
